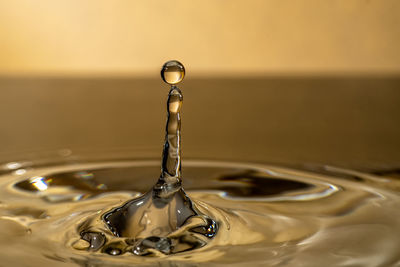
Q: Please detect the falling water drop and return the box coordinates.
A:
[161,60,185,85]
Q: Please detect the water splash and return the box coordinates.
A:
[2,61,399,266]
[5,157,400,266]
[78,60,218,256]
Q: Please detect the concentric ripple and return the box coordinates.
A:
[0,159,397,266]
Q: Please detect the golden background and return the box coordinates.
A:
[0,0,399,76]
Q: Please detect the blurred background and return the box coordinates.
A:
[0,0,399,170]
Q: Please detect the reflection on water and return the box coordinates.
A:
[0,155,398,266]
[0,76,399,265]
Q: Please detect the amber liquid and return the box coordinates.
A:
[0,76,399,266]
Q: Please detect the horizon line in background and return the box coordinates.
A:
[1,71,400,79]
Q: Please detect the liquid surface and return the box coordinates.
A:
[1,155,400,266]
[1,69,399,266]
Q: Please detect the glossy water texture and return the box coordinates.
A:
[0,157,399,266]
[70,62,219,257]
[161,60,185,85]
[1,68,399,265]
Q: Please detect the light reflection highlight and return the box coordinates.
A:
[30,177,48,191]
[14,169,27,175]
[6,162,22,170]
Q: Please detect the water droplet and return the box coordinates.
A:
[190,218,218,238]
[103,241,125,256]
[132,236,172,255]
[161,60,185,85]
[81,232,106,251]
[106,248,122,256]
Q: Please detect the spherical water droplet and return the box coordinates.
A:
[106,248,121,256]
[81,232,106,251]
[161,60,185,85]
[103,241,125,256]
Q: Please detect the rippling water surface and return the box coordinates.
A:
[1,152,399,267]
